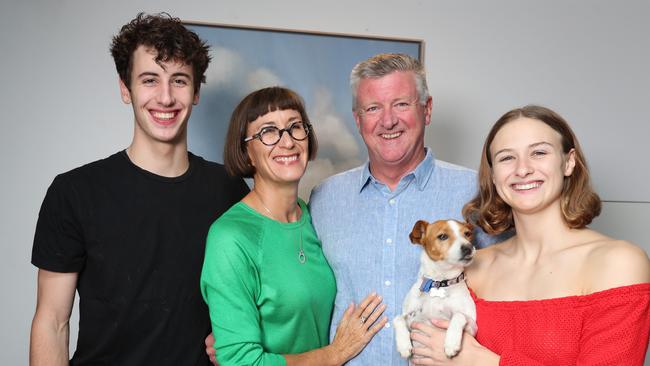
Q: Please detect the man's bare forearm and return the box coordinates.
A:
[30,313,70,366]
[30,269,77,366]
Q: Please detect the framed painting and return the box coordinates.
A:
[184,21,423,199]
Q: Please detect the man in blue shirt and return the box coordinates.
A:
[309,53,495,365]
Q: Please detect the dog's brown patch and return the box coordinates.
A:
[409,220,475,262]
[409,220,428,244]
[423,221,454,261]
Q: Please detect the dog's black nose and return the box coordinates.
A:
[461,244,473,258]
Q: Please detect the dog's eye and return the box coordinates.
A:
[464,231,472,237]
[437,233,448,240]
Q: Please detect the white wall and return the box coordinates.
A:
[1,0,648,364]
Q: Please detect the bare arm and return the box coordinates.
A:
[30,269,78,366]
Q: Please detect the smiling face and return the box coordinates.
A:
[490,117,576,215]
[119,45,199,147]
[246,109,309,187]
[354,71,432,178]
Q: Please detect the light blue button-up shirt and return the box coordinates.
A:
[309,148,496,365]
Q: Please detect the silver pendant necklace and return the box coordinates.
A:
[253,190,307,264]
[297,230,306,264]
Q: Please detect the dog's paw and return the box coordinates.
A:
[397,344,412,358]
[444,339,461,358]
[395,336,412,358]
[465,319,478,336]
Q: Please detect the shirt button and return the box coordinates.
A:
[385,280,392,286]
[389,199,396,205]
[385,322,391,328]
[386,238,393,244]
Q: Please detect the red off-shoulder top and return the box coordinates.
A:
[472,283,650,365]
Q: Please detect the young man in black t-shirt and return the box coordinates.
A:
[29,13,248,366]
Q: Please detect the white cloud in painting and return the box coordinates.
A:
[204,46,283,95]
[204,46,243,87]
[299,87,364,201]
[310,87,360,159]
[247,68,282,90]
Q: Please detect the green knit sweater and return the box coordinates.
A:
[201,199,336,366]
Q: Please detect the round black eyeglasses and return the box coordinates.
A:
[244,122,311,146]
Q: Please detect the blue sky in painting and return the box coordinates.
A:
[186,24,420,198]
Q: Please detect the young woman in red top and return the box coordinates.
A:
[410,105,650,365]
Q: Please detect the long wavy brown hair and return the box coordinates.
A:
[463,105,601,235]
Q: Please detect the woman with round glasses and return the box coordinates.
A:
[201,86,387,366]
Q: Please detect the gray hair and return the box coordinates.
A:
[350,53,430,111]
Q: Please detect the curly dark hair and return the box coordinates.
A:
[463,105,601,234]
[110,12,210,93]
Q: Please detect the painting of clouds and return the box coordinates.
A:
[185,23,422,200]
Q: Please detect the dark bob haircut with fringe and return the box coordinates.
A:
[463,105,601,234]
[224,87,318,178]
[110,12,210,93]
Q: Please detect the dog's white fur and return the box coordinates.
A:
[393,219,477,360]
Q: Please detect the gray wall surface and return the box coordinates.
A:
[1,0,648,364]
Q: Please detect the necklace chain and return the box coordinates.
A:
[253,190,306,264]
[255,191,275,218]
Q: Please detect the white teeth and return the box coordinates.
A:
[152,111,175,120]
[513,182,541,190]
[381,132,401,139]
[274,155,298,162]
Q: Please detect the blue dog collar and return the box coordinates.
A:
[419,272,466,293]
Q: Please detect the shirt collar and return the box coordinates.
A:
[358,147,436,193]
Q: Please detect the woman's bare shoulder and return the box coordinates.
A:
[583,232,650,292]
[472,240,503,265]
[467,238,511,287]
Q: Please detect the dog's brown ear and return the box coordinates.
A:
[409,220,428,245]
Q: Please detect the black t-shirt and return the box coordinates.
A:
[32,151,249,365]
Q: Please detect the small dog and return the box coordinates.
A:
[393,219,477,360]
